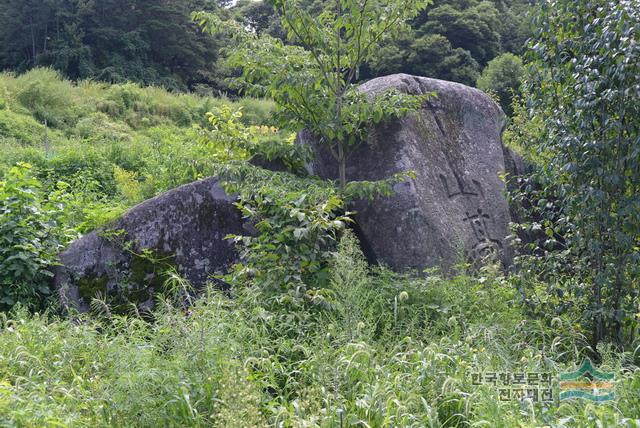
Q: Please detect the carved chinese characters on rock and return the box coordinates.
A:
[439,171,503,265]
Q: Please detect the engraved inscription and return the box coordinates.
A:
[462,208,502,248]
[439,173,484,199]
[440,169,502,264]
[463,208,503,263]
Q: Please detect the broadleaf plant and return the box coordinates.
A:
[516,0,640,349]
[194,0,430,187]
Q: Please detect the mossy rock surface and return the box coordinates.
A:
[54,177,247,312]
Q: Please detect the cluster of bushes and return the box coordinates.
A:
[0,68,281,314]
[506,0,640,349]
[0,0,639,419]
[0,68,276,207]
[0,163,74,311]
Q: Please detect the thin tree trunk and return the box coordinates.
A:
[43,119,50,158]
[30,15,36,65]
[592,283,603,350]
[612,256,625,348]
[43,21,48,53]
[337,141,346,187]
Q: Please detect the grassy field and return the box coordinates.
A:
[0,69,639,427]
[1,236,639,426]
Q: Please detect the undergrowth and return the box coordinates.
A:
[0,64,639,428]
[0,233,638,427]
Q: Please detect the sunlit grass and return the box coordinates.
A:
[0,237,638,426]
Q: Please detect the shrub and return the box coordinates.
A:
[519,0,640,349]
[477,53,524,116]
[220,162,350,310]
[72,112,132,143]
[237,98,276,126]
[62,171,128,233]
[0,108,46,145]
[113,166,144,205]
[0,163,74,311]
[14,68,77,128]
[38,148,118,197]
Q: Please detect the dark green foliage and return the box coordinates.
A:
[363,0,534,85]
[513,0,640,349]
[0,0,224,92]
[0,0,537,91]
[477,52,524,115]
[367,33,481,85]
[0,163,74,311]
[420,2,502,66]
[233,0,286,38]
[228,0,535,87]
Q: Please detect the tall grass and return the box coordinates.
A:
[0,68,277,231]
[0,68,274,132]
[0,68,274,171]
[0,233,638,426]
[1,67,639,428]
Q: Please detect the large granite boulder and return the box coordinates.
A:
[54,177,245,312]
[300,74,513,272]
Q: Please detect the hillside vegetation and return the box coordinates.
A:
[0,0,639,426]
[0,68,638,427]
[0,68,273,221]
[0,0,532,96]
[1,236,639,426]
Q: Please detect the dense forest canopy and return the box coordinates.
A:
[0,0,224,91]
[0,0,534,96]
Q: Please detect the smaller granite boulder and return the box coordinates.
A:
[54,177,245,312]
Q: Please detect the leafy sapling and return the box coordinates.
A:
[194,0,431,188]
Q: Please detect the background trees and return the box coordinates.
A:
[476,52,524,115]
[0,0,534,101]
[0,0,224,91]
[362,0,533,86]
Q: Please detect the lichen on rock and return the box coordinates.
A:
[300,74,514,272]
[54,177,246,312]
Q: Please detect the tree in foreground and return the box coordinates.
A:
[520,0,640,349]
[194,0,429,187]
